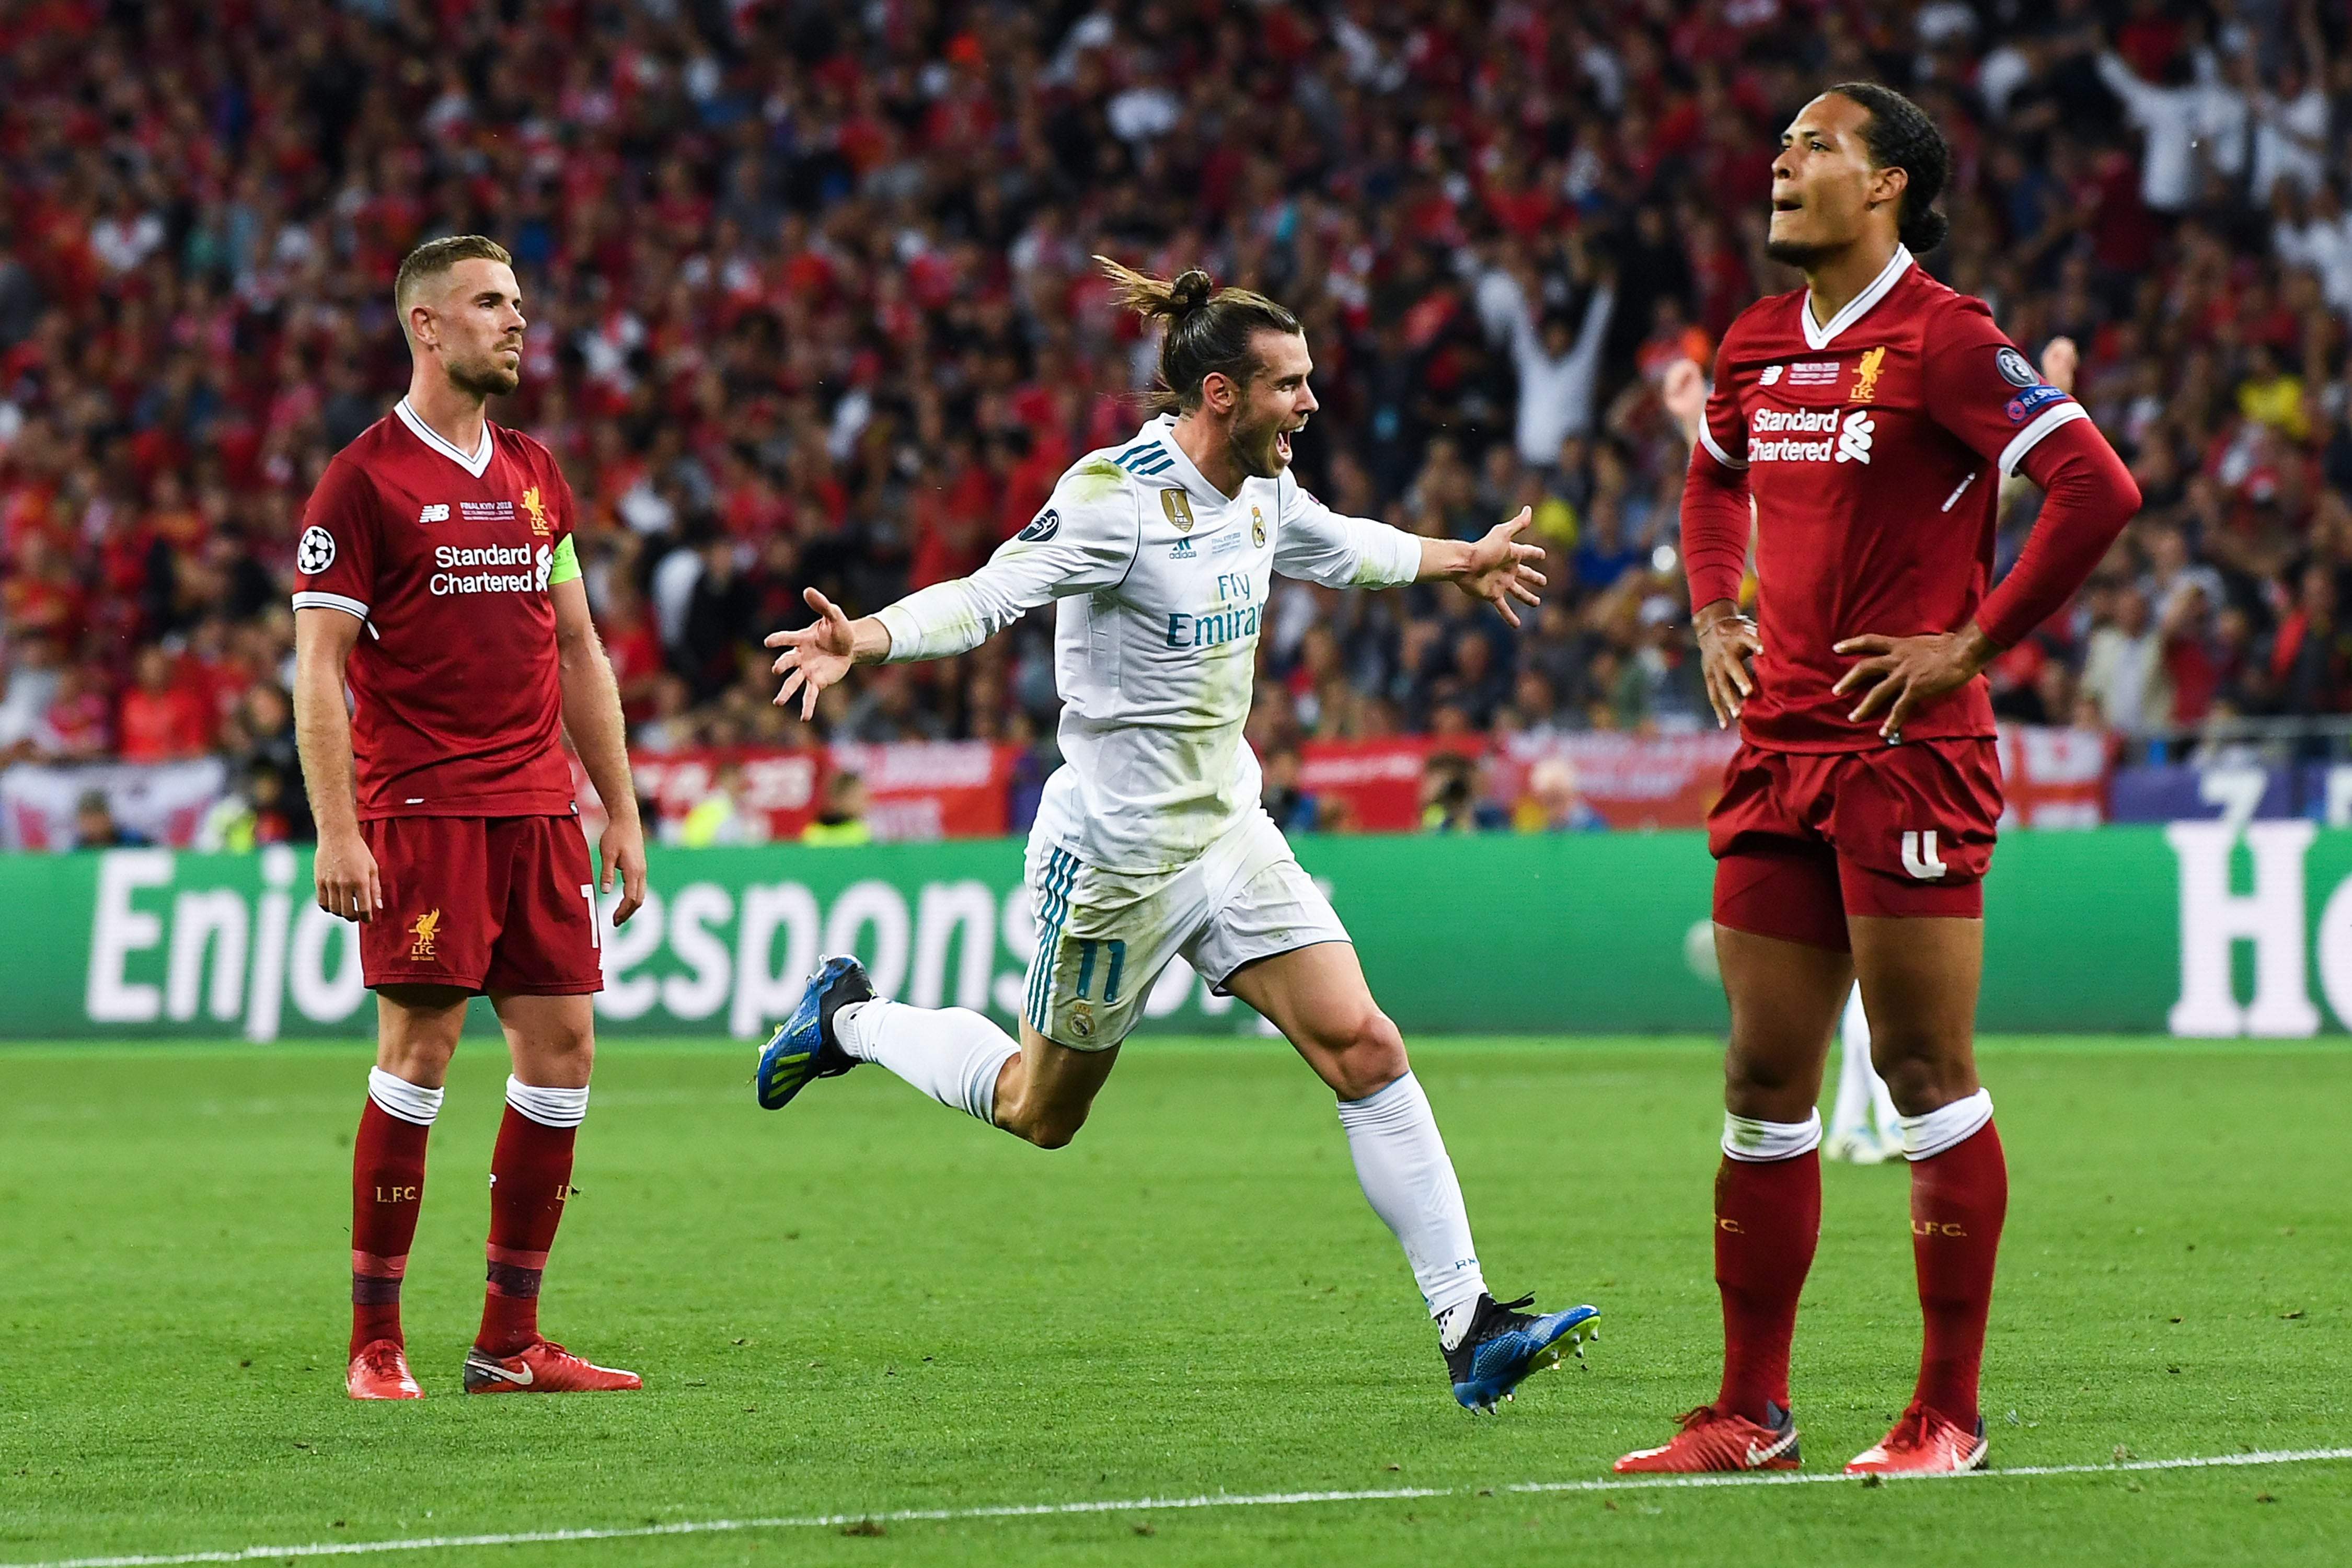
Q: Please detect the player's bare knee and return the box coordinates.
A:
[1721,1037,1823,1121]
[1016,1105,1089,1150]
[1723,1042,1802,1097]
[375,1036,455,1086]
[1327,1009,1407,1100]
[1873,1048,1975,1119]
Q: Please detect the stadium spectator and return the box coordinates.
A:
[1513,756,1607,834]
[5,1,2352,845]
[801,768,871,847]
[71,788,141,849]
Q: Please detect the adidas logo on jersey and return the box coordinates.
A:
[1834,409,1874,465]
[1170,538,1195,559]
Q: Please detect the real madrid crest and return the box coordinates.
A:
[1068,1000,1095,1040]
[1250,504,1266,547]
[1161,489,1195,533]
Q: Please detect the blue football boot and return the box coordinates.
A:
[755,954,874,1110]
[1445,1293,1600,1412]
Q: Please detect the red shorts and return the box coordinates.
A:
[1707,739,2002,951]
[360,815,603,995]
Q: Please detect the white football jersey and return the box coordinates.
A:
[875,414,1422,872]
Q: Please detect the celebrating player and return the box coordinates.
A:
[756,259,1597,1412]
[293,236,649,1400]
[1615,86,2139,1475]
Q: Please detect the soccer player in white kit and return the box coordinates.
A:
[755,259,1598,1411]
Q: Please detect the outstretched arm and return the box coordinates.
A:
[1273,482,1544,625]
[765,589,894,721]
[1413,511,1547,628]
[767,483,1139,718]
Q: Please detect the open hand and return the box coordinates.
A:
[1457,508,1547,628]
[1831,626,1996,740]
[764,587,859,721]
[1694,601,1761,729]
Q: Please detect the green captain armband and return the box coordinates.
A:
[548,534,581,586]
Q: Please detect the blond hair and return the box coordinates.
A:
[393,235,514,339]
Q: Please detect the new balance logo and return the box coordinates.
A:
[1834,409,1874,464]
[1901,830,1948,880]
[420,503,451,524]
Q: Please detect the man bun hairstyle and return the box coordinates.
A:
[1096,256,1300,414]
[394,234,514,333]
[1828,82,1950,253]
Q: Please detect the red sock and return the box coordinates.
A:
[476,1105,578,1356]
[350,1098,431,1357]
[1712,1151,1821,1423]
[1909,1120,2007,1427]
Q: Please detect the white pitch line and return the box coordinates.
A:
[10,1448,2349,1568]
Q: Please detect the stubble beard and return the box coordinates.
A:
[448,352,521,400]
[1230,413,1286,480]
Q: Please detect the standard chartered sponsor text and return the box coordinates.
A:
[431,541,540,596]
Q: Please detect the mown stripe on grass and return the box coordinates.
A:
[13,1447,2350,1567]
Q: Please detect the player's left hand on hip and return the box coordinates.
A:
[1462,508,1546,628]
[1831,628,1991,740]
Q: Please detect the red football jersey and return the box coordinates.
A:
[1693,248,2089,751]
[292,401,580,818]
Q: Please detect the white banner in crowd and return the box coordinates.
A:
[0,759,228,850]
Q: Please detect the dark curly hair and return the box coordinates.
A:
[1827,82,1951,253]
[1094,256,1301,414]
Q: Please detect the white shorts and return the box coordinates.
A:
[1021,808,1349,1051]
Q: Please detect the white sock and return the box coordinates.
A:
[1899,1088,1993,1161]
[837,1000,1020,1124]
[1334,1073,1487,1331]
[1723,1110,1821,1161]
[505,1076,590,1129]
[367,1067,444,1126]
[1830,984,1875,1138]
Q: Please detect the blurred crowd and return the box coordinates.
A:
[6,0,2352,849]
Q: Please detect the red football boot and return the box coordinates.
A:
[461,1340,642,1394]
[347,1339,424,1400]
[1613,1402,1801,1473]
[1844,1403,1987,1475]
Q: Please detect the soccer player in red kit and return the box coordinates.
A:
[1615,86,2139,1475]
[292,235,650,1400]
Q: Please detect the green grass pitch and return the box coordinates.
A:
[2,1035,2348,1566]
